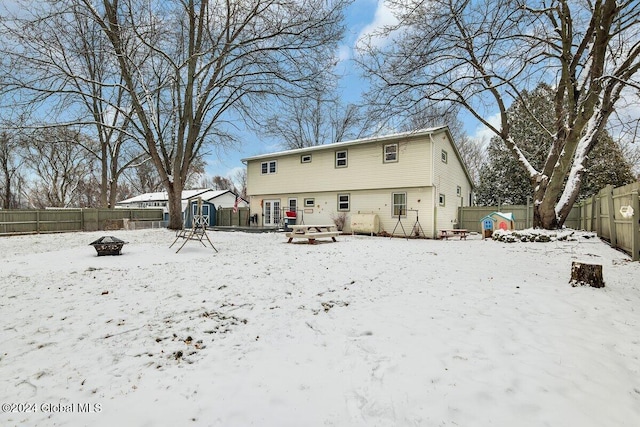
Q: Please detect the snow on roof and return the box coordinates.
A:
[497,212,515,221]
[118,191,167,204]
[197,189,231,201]
[181,189,211,200]
[481,211,515,222]
[118,188,213,204]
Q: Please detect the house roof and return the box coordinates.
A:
[117,188,211,204]
[197,189,247,204]
[241,126,475,188]
[241,127,449,162]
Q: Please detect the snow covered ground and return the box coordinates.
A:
[1,229,639,427]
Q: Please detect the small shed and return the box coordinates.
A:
[185,198,217,228]
[480,212,515,238]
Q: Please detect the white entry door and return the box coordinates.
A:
[263,200,281,227]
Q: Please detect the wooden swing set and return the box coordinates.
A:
[170,197,218,253]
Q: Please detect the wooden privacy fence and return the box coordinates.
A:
[578,183,640,261]
[458,181,640,261]
[457,203,581,232]
[215,207,250,227]
[0,208,164,235]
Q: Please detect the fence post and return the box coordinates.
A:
[595,192,601,235]
[605,185,617,248]
[632,190,639,262]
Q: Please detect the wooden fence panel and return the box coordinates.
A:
[0,208,163,235]
[458,203,580,233]
[459,181,640,261]
[215,207,250,227]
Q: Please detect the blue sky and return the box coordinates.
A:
[2,0,492,184]
[206,0,496,184]
[203,0,490,183]
[204,0,381,182]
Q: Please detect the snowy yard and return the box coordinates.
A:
[1,229,639,427]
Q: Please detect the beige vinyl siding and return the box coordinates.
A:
[246,136,432,196]
[250,187,434,235]
[431,131,473,232]
[245,127,473,238]
[345,187,434,235]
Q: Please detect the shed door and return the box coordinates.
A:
[192,203,210,226]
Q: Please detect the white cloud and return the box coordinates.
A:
[336,44,352,65]
[468,112,501,148]
[355,0,398,49]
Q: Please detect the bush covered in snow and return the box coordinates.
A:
[492,228,597,243]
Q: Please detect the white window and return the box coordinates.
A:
[384,143,398,163]
[301,154,312,163]
[439,193,446,206]
[261,160,277,174]
[337,193,350,211]
[456,186,461,197]
[441,150,448,164]
[335,150,348,168]
[304,198,315,207]
[392,192,406,217]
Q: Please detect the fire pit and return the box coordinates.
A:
[89,236,127,256]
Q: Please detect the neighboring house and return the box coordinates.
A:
[116,188,248,227]
[242,127,474,238]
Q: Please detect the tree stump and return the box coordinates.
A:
[570,262,605,288]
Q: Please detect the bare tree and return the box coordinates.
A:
[358,0,640,228]
[22,127,96,208]
[264,84,364,149]
[56,0,347,229]
[123,159,165,195]
[619,139,640,179]
[0,129,26,208]
[1,0,348,227]
[233,168,247,199]
[0,2,145,208]
[199,175,236,192]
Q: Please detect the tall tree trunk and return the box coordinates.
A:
[109,174,118,209]
[2,169,11,209]
[100,143,109,208]
[533,203,559,229]
[166,182,184,230]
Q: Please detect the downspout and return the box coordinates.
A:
[429,133,437,239]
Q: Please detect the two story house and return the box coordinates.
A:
[242,127,474,238]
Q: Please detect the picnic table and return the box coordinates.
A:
[286,224,340,244]
[439,229,468,240]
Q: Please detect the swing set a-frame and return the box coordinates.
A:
[169,197,218,253]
